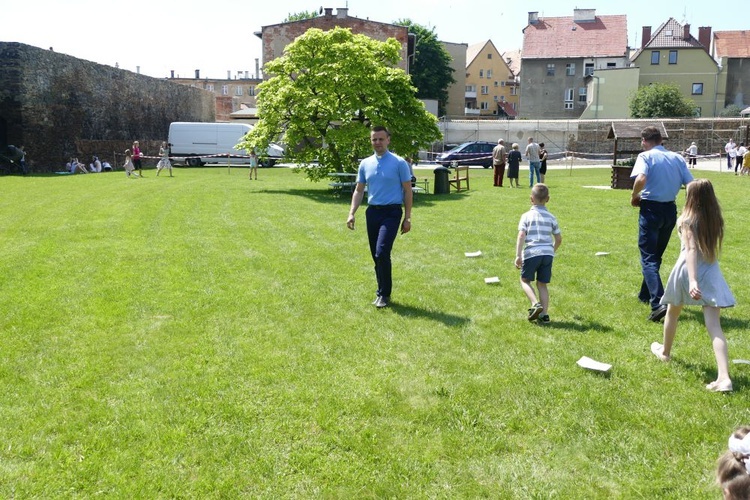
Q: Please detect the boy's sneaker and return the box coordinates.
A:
[527,303,543,321]
[538,314,550,324]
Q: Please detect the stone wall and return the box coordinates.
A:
[438,118,750,160]
[0,42,215,172]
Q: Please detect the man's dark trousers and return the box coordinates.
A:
[366,205,402,298]
[638,200,677,310]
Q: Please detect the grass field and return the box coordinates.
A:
[0,165,748,498]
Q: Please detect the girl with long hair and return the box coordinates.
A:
[650,178,735,392]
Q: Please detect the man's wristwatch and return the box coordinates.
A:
[404,218,411,222]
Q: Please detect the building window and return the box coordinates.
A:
[546,64,555,76]
[651,51,660,64]
[206,84,214,91]
[500,81,506,87]
[564,88,574,109]
[669,50,678,64]
[607,62,616,68]
[481,85,489,95]
[692,83,704,95]
[487,53,492,59]
[494,81,498,87]
[584,63,594,76]
[480,102,489,110]
[510,86,517,95]
[578,87,587,102]
[566,63,575,76]
[694,107,702,117]
[479,69,484,78]
[487,69,493,78]
[465,85,476,92]
[235,86,243,96]
[222,85,229,95]
[249,86,256,96]
[493,95,498,101]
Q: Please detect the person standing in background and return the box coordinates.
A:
[525,137,541,188]
[492,139,507,187]
[132,141,144,177]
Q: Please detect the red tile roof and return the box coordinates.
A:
[643,18,703,49]
[522,14,628,59]
[713,31,750,59]
[497,101,517,117]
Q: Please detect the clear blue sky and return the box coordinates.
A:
[3,0,747,79]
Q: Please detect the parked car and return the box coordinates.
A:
[436,141,495,168]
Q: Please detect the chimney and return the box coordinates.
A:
[573,9,596,23]
[324,8,333,19]
[641,26,652,49]
[170,70,174,79]
[195,69,200,79]
[337,7,348,18]
[245,71,249,79]
[528,12,539,25]
[698,26,712,52]
[683,24,691,41]
[227,70,231,79]
[255,58,260,79]
[136,66,140,74]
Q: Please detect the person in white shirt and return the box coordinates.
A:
[725,139,736,171]
[685,141,698,168]
[735,143,747,175]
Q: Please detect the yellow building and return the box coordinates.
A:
[465,40,518,118]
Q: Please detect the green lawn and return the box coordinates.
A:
[0,166,747,498]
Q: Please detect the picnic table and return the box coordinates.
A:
[328,172,357,195]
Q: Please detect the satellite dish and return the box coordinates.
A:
[319,6,323,14]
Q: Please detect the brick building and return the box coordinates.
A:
[170,70,263,122]
[0,42,214,171]
[256,7,413,73]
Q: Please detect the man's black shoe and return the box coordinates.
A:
[648,304,668,322]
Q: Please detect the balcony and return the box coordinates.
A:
[465,90,477,98]
[464,108,481,115]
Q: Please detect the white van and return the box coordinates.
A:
[167,122,284,166]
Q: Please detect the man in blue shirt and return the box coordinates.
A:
[631,126,693,321]
[347,126,413,308]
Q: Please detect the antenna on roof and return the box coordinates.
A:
[681,7,688,25]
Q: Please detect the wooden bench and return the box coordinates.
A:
[449,166,470,192]
[328,181,357,195]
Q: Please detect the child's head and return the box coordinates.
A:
[530,183,550,205]
[683,178,723,261]
[124,149,131,155]
[539,142,545,148]
[718,426,750,499]
[512,143,519,150]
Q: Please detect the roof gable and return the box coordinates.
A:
[713,30,750,59]
[642,18,703,50]
[522,14,628,59]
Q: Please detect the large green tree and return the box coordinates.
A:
[629,83,696,118]
[239,27,441,180]
[394,19,455,116]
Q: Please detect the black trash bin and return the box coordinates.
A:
[433,166,451,194]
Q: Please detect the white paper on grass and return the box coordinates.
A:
[595,252,610,256]
[465,251,482,258]
[484,277,500,284]
[576,356,612,372]
[732,359,750,365]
